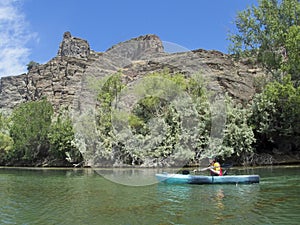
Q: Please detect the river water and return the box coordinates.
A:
[0,166,299,225]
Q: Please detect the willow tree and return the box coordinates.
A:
[229,0,300,82]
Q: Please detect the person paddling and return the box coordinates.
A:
[194,157,223,176]
[207,158,223,176]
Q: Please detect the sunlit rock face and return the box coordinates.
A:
[57,31,90,58]
[0,32,264,112]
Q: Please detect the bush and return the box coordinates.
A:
[250,76,300,152]
[48,110,82,163]
[10,99,53,162]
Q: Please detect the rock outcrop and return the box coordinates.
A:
[0,32,265,113]
[57,31,90,58]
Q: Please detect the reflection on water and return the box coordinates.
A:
[0,166,299,225]
[157,183,193,202]
[155,182,262,225]
[94,168,163,186]
[215,188,225,210]
[94,167,182,186]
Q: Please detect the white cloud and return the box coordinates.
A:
[0,0,37,77]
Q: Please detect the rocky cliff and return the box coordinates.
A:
[0,32,265,112]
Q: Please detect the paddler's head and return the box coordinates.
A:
[209,157,216,164]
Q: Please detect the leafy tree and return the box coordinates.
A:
[96,72,124,135]
[89,70,259,166]
[0,134,13,165]
[91,71,205,166]
[48,110,82,163]
[284,25,300,84]
[10,99,53,162]
[229,0,300,80]
[250,76,300,151]
[222,97,255,157]
[0,113,13,164]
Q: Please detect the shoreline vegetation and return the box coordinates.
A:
[1,152,300,168]
[1,71,300,168]
[1,1,299,169]
[1,163,300,171]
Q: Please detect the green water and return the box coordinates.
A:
[0,166,299,225]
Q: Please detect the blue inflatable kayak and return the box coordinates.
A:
[155,173,260,184]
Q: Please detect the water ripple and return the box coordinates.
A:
[1,167,300,225]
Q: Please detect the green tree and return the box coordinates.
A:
[90,71,203,165]
[48,110,82,163]
[250,76,300,152]
[10,99,53,162]
[90,70,258,166]
[0,113,13,164]
[222,97,255,157]
[284,25,300,84]
[229,0,300,80]
[96,72,124,135]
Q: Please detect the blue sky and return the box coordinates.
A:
[0,0,258,77]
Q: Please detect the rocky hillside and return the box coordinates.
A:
[0,32,265,112]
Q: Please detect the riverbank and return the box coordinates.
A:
[223,151,300,167]
[1,153,300,168]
